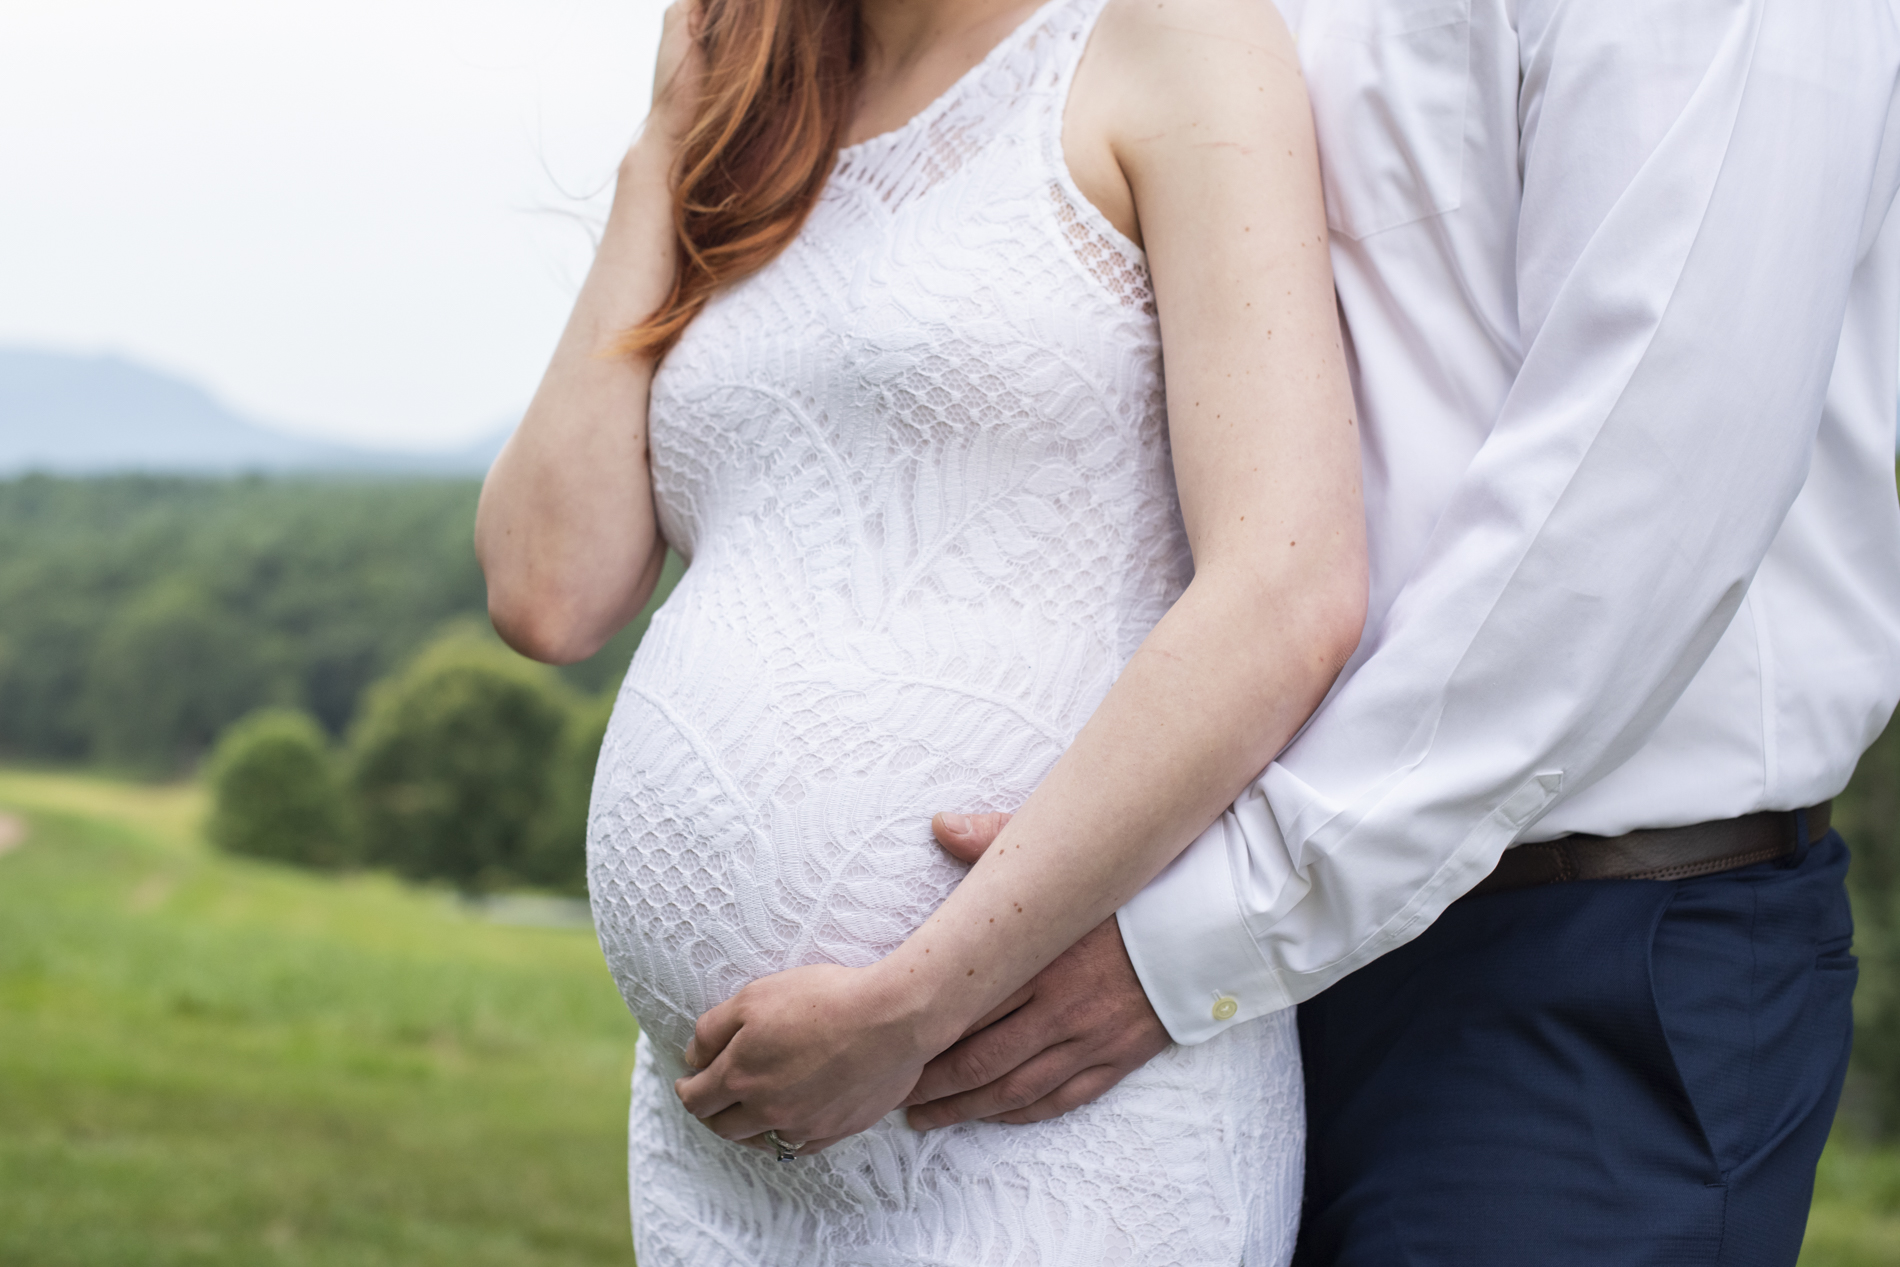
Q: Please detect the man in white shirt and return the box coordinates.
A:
[908,0,1900,1258]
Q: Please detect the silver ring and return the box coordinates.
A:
[764,1129,802,1162]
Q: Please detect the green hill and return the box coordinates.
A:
[0,769,639,1266]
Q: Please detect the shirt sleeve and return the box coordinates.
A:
[1119,0,1900,1044]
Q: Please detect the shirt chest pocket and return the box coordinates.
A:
[1303,0,1472,240]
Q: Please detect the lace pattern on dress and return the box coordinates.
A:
[586,0,1302,1261]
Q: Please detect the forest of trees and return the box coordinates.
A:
[0,474,683,895]
[0,474,678,769]
[3,472,1898,1130]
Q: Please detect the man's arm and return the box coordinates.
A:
[1121,0,1900,1043]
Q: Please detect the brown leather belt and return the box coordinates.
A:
[1463,801,1832,901]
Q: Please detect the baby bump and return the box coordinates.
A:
[585,645,1074,1058]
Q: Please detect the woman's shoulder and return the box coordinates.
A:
[1086,0,1301,119]
[1095,0,1294,42]
[1065,0,1307,246]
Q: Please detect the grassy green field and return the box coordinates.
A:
[0,770,640,1266]
[1808,1141,1900,1265]
[2,766,1898,1264]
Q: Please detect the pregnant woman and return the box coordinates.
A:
[477,0,1362,1259]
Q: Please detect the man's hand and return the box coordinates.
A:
[903,812,1172,1130]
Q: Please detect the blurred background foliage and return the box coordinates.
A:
[0,474,674,771]
[204,708,353,870]
[1842,712,1900,1136]
[0,473,684,896]
[345,629,588,894]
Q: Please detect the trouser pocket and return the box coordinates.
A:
[1648,834,1856,1264]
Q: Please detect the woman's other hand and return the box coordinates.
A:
[645,1,704,152]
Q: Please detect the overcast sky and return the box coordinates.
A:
[1,0,665,450]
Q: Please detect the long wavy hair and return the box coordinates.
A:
[617,0,864,358]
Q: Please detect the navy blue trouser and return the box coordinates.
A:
[1292,831,1857,1266]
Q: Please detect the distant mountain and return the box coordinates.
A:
[0,347,511,476]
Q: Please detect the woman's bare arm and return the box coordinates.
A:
[474,7,695,664]
[675,0,1364,1149]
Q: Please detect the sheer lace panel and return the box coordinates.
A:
[1049,181,1157,315]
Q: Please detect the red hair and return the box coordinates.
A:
[618,0,863,358]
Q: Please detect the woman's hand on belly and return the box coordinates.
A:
[673,959,971,1152]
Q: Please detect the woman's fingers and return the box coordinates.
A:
[736,1131,849,1158]
[674,962,937,1146]
[683,996,746,1070]
[792,1133,847,1156]
[701,1098,775,1142]
[675,998,751,1121]
[674,1063,742,1123]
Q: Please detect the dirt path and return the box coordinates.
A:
[0,812,26,857]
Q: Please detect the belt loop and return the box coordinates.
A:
[1788,807,1811,870]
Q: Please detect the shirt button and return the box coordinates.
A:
[1211,996,1239,1022]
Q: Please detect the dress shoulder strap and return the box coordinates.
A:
[1029,0,1116,108]
[1029,0,1155,312]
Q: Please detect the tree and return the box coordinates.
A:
[519,692,617,895]
[346,629,577,892]
[0,476,680,766]
[81,577,298,773]
[1839,711,1900,1133]
[204,708,354,868]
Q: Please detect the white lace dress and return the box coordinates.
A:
[586,0,1303,1260]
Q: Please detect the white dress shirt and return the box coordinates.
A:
[1118,0,1900,1044]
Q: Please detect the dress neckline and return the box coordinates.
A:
[836,0,1071,159]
